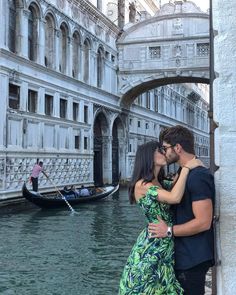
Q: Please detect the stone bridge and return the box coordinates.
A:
[117,1,209,107]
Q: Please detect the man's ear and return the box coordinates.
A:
[174,143,182,154]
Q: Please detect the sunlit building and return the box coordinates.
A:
[0,0,209,199]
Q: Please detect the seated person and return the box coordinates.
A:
[80,185,90,197]
[70,185,80,197]
[63,185,70,192]
[89,187,96,195]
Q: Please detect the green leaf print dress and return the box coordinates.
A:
[119,185,183,295]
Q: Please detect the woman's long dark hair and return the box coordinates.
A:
[128,141,165,204]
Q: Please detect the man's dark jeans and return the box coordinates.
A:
[31,177,38,192]
[175,261,210,295]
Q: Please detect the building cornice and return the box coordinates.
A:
[72,0,120,36]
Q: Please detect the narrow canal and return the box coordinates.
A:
[0,187,145,295]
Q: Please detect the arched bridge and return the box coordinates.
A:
[117,1,210,107]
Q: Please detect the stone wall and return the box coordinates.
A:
[213,0,236,293]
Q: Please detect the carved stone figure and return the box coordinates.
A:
[129,2,136,23]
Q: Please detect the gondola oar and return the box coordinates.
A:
[46,176,76,213]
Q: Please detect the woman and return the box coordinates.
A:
[118,141,203,294]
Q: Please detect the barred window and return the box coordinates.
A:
[28,90,37,113]
[9,84,20,109]
[73,102,79,121]
[84,137,88,150]
[149,46,161,59]
[197,43,209,56]
[75,135,80,149]
[146,92,150,109]
[84,105,88,123]
[60,98,67,119]
[45,94,53,116]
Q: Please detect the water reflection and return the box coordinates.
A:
[0,187,145,295]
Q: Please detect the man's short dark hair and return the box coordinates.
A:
[163,125,195,154]
[159,128,169,144]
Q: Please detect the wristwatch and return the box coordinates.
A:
[166,226,173,238]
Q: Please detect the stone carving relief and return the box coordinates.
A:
[95,24,103,36]
[71,4,79,19]
[150,23,161,37]
[129,2,136,23]
[173,18,183,34]
[57,0,65,10]
[174,45,182,57]
[83,13,89,28]
[105,30,110,42]
[119,76,131,90]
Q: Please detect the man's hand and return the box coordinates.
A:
[148,216,168,238]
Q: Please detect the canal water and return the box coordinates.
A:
[0,187,145,295]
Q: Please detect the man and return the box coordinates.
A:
[148,125,215,295]
[31,161,48,192]
[80,185,90,197]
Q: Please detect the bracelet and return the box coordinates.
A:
[182,166,190,171]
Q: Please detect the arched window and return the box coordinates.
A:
[28,6,38,61]
[72,31,80,78]
[9,0,16,52]
[45,14,55,69]
[97,47,104,88]
[59,23,68,74]
[83,39,90,83]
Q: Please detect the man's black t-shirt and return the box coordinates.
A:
[173,166,215,270]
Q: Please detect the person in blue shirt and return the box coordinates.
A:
[148,125,215,295]
[80,185,90,197]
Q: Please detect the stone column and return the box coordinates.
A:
[88,102,93,125]
[79,100,84,123]
[78,44,82,81]
[0,73,8,148]
[67,96,73,120]
[17,9,29,58]
[118,0,125,29]
[90,49,96,86]
[0,0,7,49]
[53,92,60,117]
[38,18,46,65]
[67,36,72,76]
[97,0,102,11]
[213,0,236,293]
[37,87,45,115]
[118,137,127,182]
[20,81,28,111]
[103,135,112,184]
[55,29,60,71]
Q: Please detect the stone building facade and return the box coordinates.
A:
[0,0,209,200]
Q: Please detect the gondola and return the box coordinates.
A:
[22,182,119,209]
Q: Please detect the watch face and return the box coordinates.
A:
[167,227,172,237]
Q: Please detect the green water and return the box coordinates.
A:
[0,187,145,295]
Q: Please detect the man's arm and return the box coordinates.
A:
[173,199,213,236]
[148,199,213,238]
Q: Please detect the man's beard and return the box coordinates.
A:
[166,153,179,165]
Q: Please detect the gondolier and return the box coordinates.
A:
[30,161,48,192]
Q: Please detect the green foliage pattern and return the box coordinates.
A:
[119,186,183,294]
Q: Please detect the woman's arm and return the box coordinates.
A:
[158,167,190,204]
[158,158,203,204]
